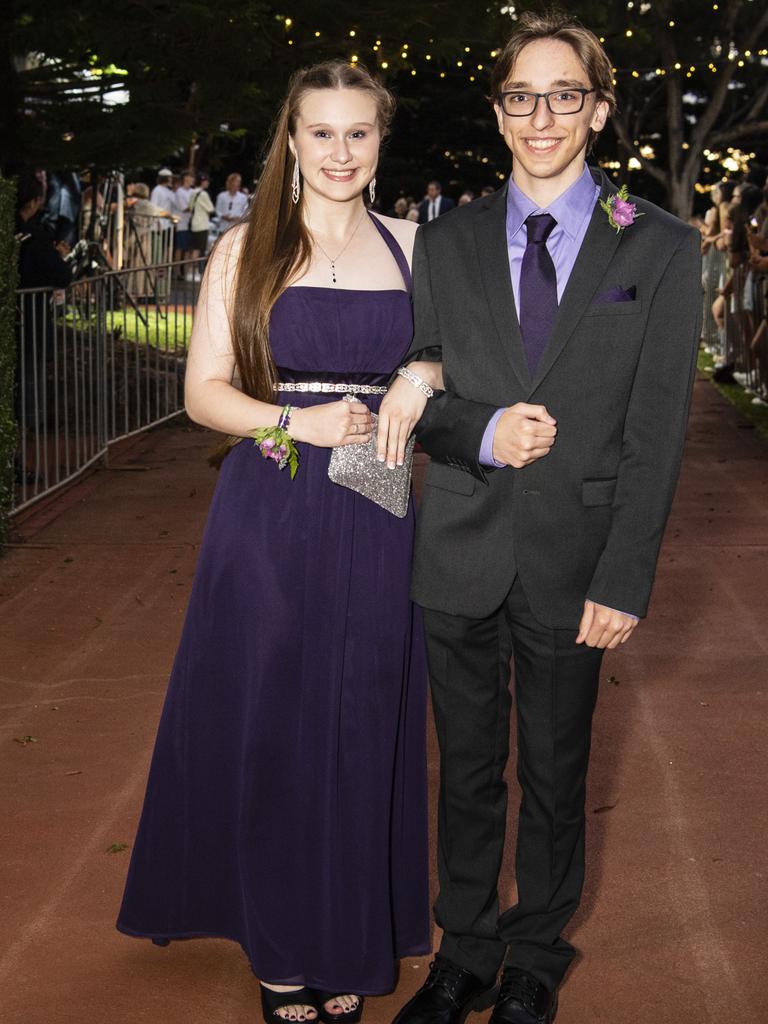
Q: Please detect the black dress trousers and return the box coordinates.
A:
[422,575,604,991]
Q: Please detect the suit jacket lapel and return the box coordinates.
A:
[527,170,621,395]
[473,187,530,388]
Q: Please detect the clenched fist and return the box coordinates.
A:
[492,403,557,468]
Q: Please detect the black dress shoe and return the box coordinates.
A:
[392,955,499,1024]
[488,968,557,1024]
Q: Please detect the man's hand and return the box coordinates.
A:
[576,600,638,649]
[492,403,557,468]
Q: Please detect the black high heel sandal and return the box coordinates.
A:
[316,992,364,1024]
[260,984,320,1023]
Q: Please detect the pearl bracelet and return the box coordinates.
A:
[396,365,435,398]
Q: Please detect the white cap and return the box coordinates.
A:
[158,167,173,177]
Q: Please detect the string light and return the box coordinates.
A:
[274,15,762,100]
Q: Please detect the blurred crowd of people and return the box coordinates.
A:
[698,164,768,405]
[13,165,254,292]
[14,161,768,415]
[385,180,497,222]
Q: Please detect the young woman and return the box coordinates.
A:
[117,62,439,1023]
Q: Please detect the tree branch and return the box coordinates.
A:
[686,6,768,178]
[709,119,768,146]
[745,78,768,123]
[658,31,683,178]
[612,114,669,185]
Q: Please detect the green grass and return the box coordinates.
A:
[60,307,193,350]
[105,310,193,350]
[698,347,768,441]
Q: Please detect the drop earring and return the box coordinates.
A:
[368,177,376,204]
[291,159,301,204]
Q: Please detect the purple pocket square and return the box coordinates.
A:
[596,285,637,303]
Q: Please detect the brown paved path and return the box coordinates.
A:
[1,376,766,1024]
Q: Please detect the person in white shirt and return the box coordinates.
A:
[150,169,175,220]
[172,171,195,268]
[215,173,249,234]
[148,168,178,265]
[187,174,215,281]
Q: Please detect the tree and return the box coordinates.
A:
[596,0,768,218]
[3,1,766,215]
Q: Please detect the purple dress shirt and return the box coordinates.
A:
[477,166,636,619]
[480,164,599,467]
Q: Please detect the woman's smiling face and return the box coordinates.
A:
[289,88,380,204]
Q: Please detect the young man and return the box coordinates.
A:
[393,11,701,1024]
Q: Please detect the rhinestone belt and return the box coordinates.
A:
[276,381,388,395]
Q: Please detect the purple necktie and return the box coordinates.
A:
[519,213,558,375]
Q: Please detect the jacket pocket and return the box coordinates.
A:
[582,477,618,507]
[425,460,476,496]
[583,299,643,317]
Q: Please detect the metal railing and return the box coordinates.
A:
[12,256,203,514]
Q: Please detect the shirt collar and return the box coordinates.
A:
[506,164,598,241]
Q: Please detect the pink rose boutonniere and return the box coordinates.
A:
[600,184,644,233]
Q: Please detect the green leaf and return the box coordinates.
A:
[106,842,130,854]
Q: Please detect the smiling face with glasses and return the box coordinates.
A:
[493,38,609,205]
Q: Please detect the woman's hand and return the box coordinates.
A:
[377,377,428,469]
[377,361,443,469]
[290,400,372,448]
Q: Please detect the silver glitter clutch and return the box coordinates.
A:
[327,412,415,518]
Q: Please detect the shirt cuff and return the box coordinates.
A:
[479,409,507,468]
[602,605,639,620]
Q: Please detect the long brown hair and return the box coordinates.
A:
[209,61,396,467]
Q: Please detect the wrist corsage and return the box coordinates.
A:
[251,404,300,479]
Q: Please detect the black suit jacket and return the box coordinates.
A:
[408,168,702,627]
[418,195,456,224]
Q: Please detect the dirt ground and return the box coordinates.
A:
[0,374,765,1023]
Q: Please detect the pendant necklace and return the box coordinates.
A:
[310,208,367,285]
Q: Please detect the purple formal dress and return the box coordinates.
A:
[117,215,430,994]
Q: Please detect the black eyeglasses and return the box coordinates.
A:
[499,88,596,117]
